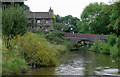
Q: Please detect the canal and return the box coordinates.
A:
[23,48,120,76]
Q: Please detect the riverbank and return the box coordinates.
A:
[90,35,119,58]
[23,48,120,76]
[2,31,119,75]
[2,31,75,75]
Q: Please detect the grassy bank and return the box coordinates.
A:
[90,35,119,58]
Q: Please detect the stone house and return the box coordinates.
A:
[28,7,54,31]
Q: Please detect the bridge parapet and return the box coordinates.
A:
[64,33,107,43]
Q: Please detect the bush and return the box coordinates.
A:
[110,45,118,57]
[44,30,65,44]
[2,45,28,75]
[107,35,117,46]
[101,43,111,55]
[54,45,67,53]
[91,41,103,52]
[90,38,119,58]
[34,30,74,51]
[14,32,66,67]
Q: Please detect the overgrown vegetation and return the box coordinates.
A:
[2,1,120,75]
[2,31,67,75]
[2,4,28,49]
[90,35,118,58]
[2,44,29,75]
[14,32,67,67]
[77,1,120,35]
[32,30,75,51]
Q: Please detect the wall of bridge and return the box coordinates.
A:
[64,33,107,43]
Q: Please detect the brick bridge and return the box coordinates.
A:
[64,33,107,43]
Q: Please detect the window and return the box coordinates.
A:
[37,20,41,23]
[46,20,49,23]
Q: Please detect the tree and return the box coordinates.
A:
[55,15,80,33]
[2,4,28,49]
[90,4,112,34]
[78,2,106,34]
[2,2,30,11]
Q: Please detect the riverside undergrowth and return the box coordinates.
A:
[90,35,119,58]
[2,32,67,75]
[14,32,67,67]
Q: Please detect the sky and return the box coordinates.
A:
[24,0,110,18]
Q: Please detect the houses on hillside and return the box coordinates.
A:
[28,7,54,31]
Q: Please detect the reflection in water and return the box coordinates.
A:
[23,48,120,76]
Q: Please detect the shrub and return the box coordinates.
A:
[118,36,120,57]
[110,45,118,57]
[107,35,117,46]
[44,30,65,44]
[2,45,28,75]
[93,41,103,52]
[101,43,111,55]
[54,45,67,53]
[90,41,110,54]
[14,32,60,67]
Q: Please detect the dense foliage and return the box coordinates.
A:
[54,15,80,33]
[2,43,28,75]
[77,1,120,35]
[14,32,66,67]
[33,30,75,51]
[2,4,28,49]
[90,35,118,58]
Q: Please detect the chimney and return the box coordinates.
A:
[49,7,53,16]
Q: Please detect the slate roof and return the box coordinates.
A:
[28,12,53,19]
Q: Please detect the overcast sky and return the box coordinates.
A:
[24,0,110,18]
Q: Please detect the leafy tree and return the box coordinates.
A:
[55,14,62,23]
[108,1,120,35]
[78,2,106,34]
[2,2,30,11]
[90,4,112,34]
[53,22,65,31]
[55,15,80,33]
[2,4,28,49]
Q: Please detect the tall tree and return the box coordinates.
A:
[78,2,106,34]
[55,15,79,33]
[2,4,28,49]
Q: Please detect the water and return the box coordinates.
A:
[23,48,120,76]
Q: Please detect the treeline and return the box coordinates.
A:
[53,1,120,58]
[76,1,120,58]
[54,15,80,33]
[78,1,120,35]
[55,1,120,36]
